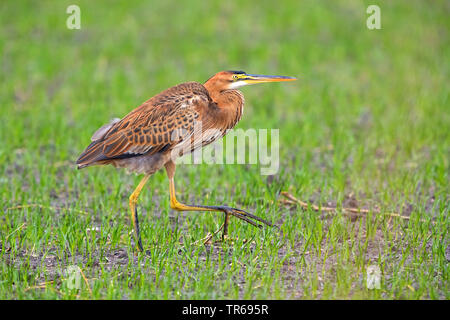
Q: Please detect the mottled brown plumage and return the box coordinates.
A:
[77,74,245,173]
[76,70,296,253]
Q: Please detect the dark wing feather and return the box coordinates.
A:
[76,82,212,168]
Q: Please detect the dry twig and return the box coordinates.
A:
[280,191,415,221]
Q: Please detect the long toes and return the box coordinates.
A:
[229,208,274,227]
[230,211,262,228]
[219,206,273,228]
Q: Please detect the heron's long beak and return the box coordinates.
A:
[242,73,297,84]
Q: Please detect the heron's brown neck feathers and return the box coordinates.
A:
[204,81,244,129]
[218,89,244,128]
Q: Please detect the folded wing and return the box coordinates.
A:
[76,82,214,168]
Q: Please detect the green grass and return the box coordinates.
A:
[0,0,448,299]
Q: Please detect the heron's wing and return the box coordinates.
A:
[76,82,215,167]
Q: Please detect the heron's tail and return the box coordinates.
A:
[76,141,107,169]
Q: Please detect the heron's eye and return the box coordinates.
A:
[232,75,238,81]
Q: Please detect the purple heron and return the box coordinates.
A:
[76,70,296,252]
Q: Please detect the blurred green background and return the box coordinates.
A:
[0,0,448,299]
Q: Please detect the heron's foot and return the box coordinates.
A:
[190,205,274,246]
[208,205,274,229]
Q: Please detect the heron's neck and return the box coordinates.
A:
[207,88,245,129]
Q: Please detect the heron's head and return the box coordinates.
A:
[205,70,297,92]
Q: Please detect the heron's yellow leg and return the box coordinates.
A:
[129,174,150,252]
[164,160,273,241]
[168,177,216,212]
